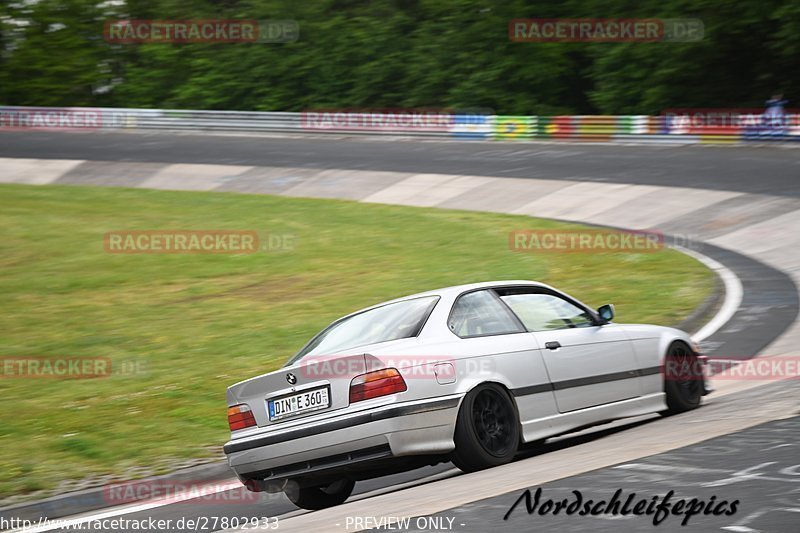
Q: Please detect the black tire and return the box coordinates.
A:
[284,478,354,510]
[662,341,703,415]
[451,383,520,473]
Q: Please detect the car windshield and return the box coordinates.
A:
[287,296,439,365]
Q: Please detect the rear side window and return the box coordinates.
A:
[448,290,525,338]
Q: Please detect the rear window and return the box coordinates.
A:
[288,296,439,364]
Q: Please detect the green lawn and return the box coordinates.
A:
[0,183,714,501]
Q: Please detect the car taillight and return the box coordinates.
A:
[228,404,256,431]
[349,368,407,403]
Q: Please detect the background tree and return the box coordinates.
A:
[0,0,796,113]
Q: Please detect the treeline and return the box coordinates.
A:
[0,0,797,114]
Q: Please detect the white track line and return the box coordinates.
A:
[676,245,744,342]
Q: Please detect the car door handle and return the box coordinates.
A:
[545,341,561,350]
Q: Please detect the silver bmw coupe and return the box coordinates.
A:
[224,280,707,509]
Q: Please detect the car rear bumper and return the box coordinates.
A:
[224,395,461,482]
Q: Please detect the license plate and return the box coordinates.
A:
[268,386,330,421]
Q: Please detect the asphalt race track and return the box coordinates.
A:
[426,406,800,533]
[1,130,800,195]
[0,131,798,533]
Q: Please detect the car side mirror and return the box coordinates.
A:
[598,304,615,322]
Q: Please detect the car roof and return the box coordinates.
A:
[402,280,547,299]
[341,280,549,319]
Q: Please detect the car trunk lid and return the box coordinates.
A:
[226,353,370,428]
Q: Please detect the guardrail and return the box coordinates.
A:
[1,106,798,144]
